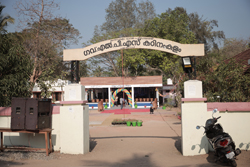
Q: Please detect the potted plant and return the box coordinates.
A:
[137,120,143,127]
[162,104,166,110]
[134,101,137,108]
[104,102,108,109]
[132,120,137,127]
[126,120,132,126]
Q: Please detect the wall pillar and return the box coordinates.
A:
[108,87,111,109]
[156,88,159,107]
[60,84,89,154]
[181,80,208,156]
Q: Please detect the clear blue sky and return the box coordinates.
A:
[2,0,250,49]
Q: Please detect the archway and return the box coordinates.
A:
[63,36,204,108]
[63,37,204,61]
[111,88,132,107]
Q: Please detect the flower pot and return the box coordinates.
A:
[132,121,137,127]
[162,106,166,109]
[137,120,142,127]
[126,121,131,126]
[104,105,107,109]
[134,105,137,108]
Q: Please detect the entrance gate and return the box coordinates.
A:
[62,36,205,155]
[63,36,205,108]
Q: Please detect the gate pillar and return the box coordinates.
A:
[60,84,89,154]
[181,80,208,156]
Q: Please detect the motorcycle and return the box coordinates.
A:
[196,109,241,167]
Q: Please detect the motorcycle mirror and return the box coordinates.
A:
[196,126,200,129]
[239,143,244,148]
[213,108,218,113]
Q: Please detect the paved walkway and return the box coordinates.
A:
[1,108,250,167]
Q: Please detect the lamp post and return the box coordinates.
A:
[182,57,193,79]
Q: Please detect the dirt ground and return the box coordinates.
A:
[1,107,249,167]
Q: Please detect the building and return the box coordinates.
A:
[32,76,176,109]
[32,79,71,104]
[227,48,250,74]
[80,76,163,109]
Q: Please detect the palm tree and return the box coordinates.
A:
[0,4,15,32]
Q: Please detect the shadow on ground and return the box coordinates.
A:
[0,160,24,167]
[89,138,97,152]
[80,153,221,167]
[81,153,154,167]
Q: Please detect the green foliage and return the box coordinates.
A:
[163,98,175,110]
[204,59,250,102]
[85,0,156,77]
[80,61,89,77]
[188,11,225,53]
[0,4,15,33]
[37,81,52,99]
[220,37,250,59]
[0,33,33,106]
[183,50,250,102]
[102,0,155,32]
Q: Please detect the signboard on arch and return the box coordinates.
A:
[63,37,204,61]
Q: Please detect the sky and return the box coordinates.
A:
[1,0,250,49]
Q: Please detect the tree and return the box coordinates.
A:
[15,0,80,90]
[101,0,155,33]
[117,8,197,106]
[204,59,250,102]
[92,66,104,77]
[220,37,250,59]
[79,61,89,77]
[0,33,33,106]
[187,9,225,53]
[0,3,15,33]
[86,0,156,77]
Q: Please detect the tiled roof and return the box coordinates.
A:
[226,48,250,73]
[80,76,162,86]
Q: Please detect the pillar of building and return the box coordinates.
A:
[90,89,93,100]
[156,88,159,107]
[108,87,111,109]
[60,84,89,154]
[181,80,208,156]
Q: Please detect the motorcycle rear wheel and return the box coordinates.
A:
[229,159,237,167]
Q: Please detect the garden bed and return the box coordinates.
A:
[111,119,143,126]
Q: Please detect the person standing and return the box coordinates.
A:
[120,97,123,110]
[150,102,154,114]
[115,96,118,107]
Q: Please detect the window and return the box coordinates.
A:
[52,92,62,101]
[33,92,41,98]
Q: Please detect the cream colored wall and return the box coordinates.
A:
[181,102,208,156]
[181,106,250,156]
[0,115,61,151]
[60,104,89,154]
[207,111,250,151]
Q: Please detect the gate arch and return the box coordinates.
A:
[111,88,132,107]
[63,37,204,61]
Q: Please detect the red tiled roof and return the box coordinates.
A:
[80,76,162,86]
[226,48,250,73]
